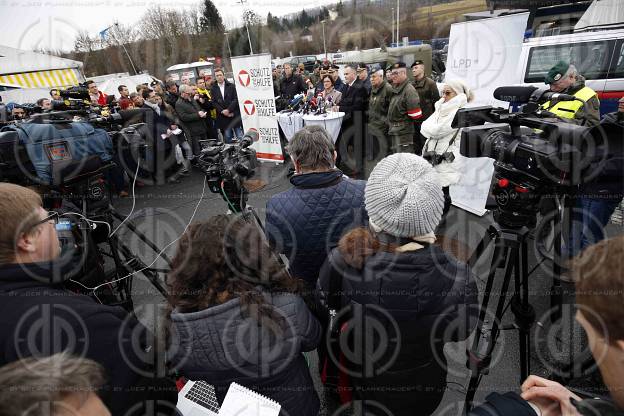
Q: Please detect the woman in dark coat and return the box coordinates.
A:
[167,215,321,416]
[318,153,478,415]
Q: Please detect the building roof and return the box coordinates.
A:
[575,0,624,32]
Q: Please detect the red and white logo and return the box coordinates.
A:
[238,70,250,87]
[243,100,256,115]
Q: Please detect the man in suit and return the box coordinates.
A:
[176,84,209,156]
[211,68,243,143]
[332,64,368,178]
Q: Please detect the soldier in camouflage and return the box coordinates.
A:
[387,62,423,154]
[365,68,393,176]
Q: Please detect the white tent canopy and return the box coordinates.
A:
[575,0,624,32]
[0,45,84,89]
[0,45,83,74]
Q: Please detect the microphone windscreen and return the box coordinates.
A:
[493,86,538,103]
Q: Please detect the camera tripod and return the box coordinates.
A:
[463,223,536,413]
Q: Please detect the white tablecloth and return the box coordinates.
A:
[277,111,345,144]
[277,112,304,142]
[302,112,345,144]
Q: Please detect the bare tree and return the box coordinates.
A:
[74,30,96,53]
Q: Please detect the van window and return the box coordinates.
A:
[524,40,614,83]
[609,40,624,79]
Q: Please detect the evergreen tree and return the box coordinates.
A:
[336,1,345,18]
[199,0,224,33]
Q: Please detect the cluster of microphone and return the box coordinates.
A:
[285,90,333,115]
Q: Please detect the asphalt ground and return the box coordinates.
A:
[112,161,623,416]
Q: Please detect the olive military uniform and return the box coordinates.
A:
[412,76,441,153]
[366,80,393,175]
[388,79,422,154]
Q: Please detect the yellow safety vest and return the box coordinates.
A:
[541,86,597,120]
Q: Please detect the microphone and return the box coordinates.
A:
[493,86,538,103]
[532,89,578,103]
[288,94,304,111]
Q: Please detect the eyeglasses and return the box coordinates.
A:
[29,211,60,231]
[442,90,455,96]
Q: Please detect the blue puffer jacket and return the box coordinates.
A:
[265,170,368,288]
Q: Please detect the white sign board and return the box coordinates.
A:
[445,12,529,216]
[231,54,284,163]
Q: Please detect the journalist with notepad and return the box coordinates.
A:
[167,215,321,416]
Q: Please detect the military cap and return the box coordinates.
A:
[545,60,570,84]
[411,60,424,67]
[391,62,407,69]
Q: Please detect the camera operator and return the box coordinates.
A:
[542,61,600,127]
[50,89,62,101]
[0,183,178,415]
[469,234,624,416]
[421,79,474,217]
[86,80,107,106]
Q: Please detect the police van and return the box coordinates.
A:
[516,28,624,116]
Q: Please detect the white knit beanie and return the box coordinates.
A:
[365,153,444,237]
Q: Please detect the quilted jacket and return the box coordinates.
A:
[317,243,478,416]
[265,169,368,288]
[168,291,321,416]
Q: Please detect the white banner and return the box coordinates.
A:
[231,54,283,163]
[445,13,529,216]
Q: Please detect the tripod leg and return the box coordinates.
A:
[515,239,533,382]
[110,207,173,266]
[465,242,509,410]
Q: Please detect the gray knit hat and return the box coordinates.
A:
[365,153,444,237]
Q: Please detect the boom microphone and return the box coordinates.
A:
[493,86,538,103]
[532,89,578,103]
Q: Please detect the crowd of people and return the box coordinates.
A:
[0,57,623,416]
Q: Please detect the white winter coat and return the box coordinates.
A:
[420,93,467,187]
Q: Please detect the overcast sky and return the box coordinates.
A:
[0,0,336,52]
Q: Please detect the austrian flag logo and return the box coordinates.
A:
[238,70,250,87]
[243,100,256,115]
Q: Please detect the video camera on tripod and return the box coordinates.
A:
[454,85,612,229]
[457,86,624,411]
[197,130,259,213]
[0,109,169,310]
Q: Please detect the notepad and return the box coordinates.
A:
[217,382,281,416]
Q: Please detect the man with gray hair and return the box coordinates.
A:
[542,60,600,126]
[265,125,368,290]
[176,83,209,156]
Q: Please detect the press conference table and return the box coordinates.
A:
[277,111,345,144]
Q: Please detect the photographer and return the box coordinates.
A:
[469,234,624,416]
[0,183,178,415]
[421,79,474,216]
[167,214,321,416]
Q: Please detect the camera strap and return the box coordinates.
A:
[426,128,460,155]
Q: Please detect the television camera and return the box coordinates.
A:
[454,85,610,229]
[196,130,259,213]
[456,85,624,411]
[0,107,169,310]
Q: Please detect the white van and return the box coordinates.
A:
[517,28,624,115]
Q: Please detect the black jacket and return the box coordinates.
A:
[210,81,241,131]
[175,97,207,137]
[279,74,307,101]
[0,262,178,415]
[265,170,368,288]
[469,392,624,416]
[579,113,624,199]
[318,243,478,416]
[338,78,368,115]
